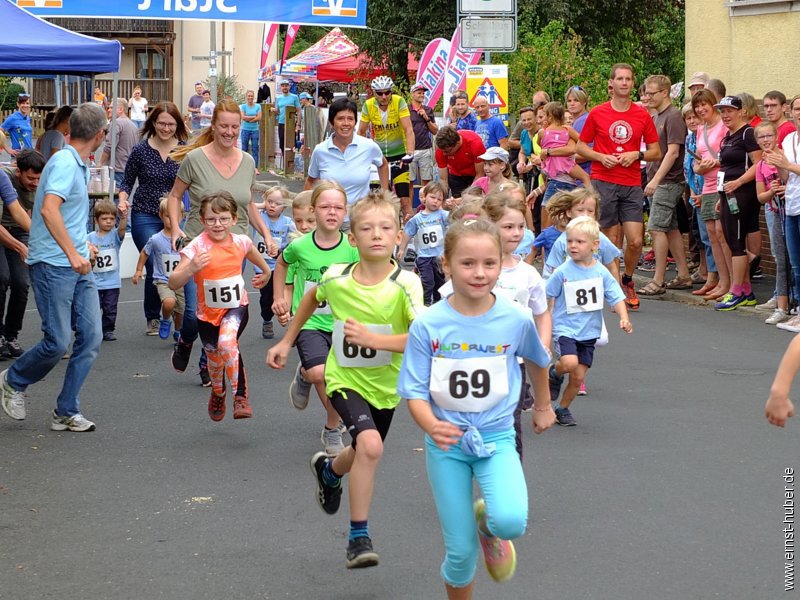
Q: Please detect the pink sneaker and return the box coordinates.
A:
[578,382,587,396]
[474,498,517,582]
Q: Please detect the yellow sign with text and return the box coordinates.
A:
[466,64,508,125]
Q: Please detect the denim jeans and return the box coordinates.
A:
[696,210,716,273]
[8,263,102,417]
[131,211,163,322]
[241,129,259,166]
[0,230,29,339]
[542,179,577,205]
[178,275,207,370]
[783,214,800,303]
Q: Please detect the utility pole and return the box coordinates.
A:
[191,22,231,103]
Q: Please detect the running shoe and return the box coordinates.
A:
[346,536,380,569]
[474,498,516,582]
[0,336,10,360]
[555,406,576,426]
[715,293,746,311]
[638,259,656,272]
[199,367,211,387]
[102,331,117,342]
[756,297,777,311]
[171,339,192,372]
[4,337,23,358]
[777,315,800,333]
[766,309,790,325]
[623,279,640,311]
[50,411,95,432]
[208,390,226,421]
[158,319,171,340]
[548,365,564,404]
[0,368,25,420]
[262,320,274,339]
[577,382,587,396]
[741,293,758,307]
[146,318,160,336]
[289,363,311,410]
[233,395,252,419]
[321,426,345,456]
[310,451,342,515]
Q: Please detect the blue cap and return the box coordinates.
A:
[299,92,313,100]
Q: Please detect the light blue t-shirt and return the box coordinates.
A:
[475,116,508,150]
[514,228,535,259]
[275,93,301,125]
[545,258,625,341]
[397,295,550,432]
[404,209,448,258]
[87,229,123,290]
[543,230,621,279]
[143,230,177,283]
[27,145,90,268]
[240,103,261,132]
[253,213,296,273]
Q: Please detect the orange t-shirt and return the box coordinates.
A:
[181,231,252,326]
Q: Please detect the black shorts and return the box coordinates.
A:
[594,180,645,229]
[329,388,395,450]
[448,174,474,198]
[295,329,332,370]
[557,336,597,368]
[388,154,410,199]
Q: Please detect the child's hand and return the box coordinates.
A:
[620,318,633,334]
[429,420,463,451]
[765,392,795,427]
[532,406,556,433]
[343,318,375,349]
[252,272,269,289]
[117,199,128,216]
[132,270,141,285]
[272,298,290,320]
[88,243,98,265]
[276,312,291,326]
[267,242,279,257]
[265,342,290,369]
[190,251,210,273]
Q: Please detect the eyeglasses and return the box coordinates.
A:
[374,90,392,97]
[204,216,232,225]
[155,121,177,129]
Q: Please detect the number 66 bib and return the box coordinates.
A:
[332,320,392,367]
[430,355,508,412]
[203,275,244,309]
[564,277,603,314]
[416,224,443,250]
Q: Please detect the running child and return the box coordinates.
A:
[132,198,185,340]
[765,333,798,427]
[398,181,449,305]
[546,216,633,426]
[267,191,423,569]
[397,218,555,598]
[271,181,359,455]
[274,190,316,324]
[87,200,128,341]
[169,191,270,421]
[253,185,296,339]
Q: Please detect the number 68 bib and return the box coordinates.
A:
[430,355,508,412]
[203,275,244,309]
[564,277,603,314]
[332,320,392,367]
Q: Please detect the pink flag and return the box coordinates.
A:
[415,38,450,108]
[443,26,482,113]
[261,23,279,70]
[280,24,301,74]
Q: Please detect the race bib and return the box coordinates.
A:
[93,249,117,273]
[416,224,443,250]
[203,275,245,309]
[161,253,180,275]
[332,320,392,368]
[305,280,331,315]
[564,277,604,314]
[430,355,509,412]
[716,170,726,193]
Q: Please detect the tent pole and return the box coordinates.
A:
[108,72,118,197]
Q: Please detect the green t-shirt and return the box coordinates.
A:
[281,230,360,332]
[317,261,423,409]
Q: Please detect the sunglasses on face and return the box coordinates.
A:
[374,90,392,97]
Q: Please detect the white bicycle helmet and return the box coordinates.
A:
[370,76,394,91]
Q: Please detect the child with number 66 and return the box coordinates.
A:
[169,191,271,422]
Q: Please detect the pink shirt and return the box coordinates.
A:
[540,127,577,180]
[695,119,726,194]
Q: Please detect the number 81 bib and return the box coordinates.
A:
[564,277,603,314]
[430,355,508,412]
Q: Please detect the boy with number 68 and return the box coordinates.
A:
[546,216,632,427]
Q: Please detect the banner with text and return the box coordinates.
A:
[16,0,367,27]
[415,28,481,109]
[466,64,508,125]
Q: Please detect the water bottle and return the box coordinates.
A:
[727,193,740,215]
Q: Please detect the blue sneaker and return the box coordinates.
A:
[555,406,576,426]
[715,293,746,311]
[158,319,171,340]
[549,365,564,403]
[173,331,180,342]
[741,293,757,307]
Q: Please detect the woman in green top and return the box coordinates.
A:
[165,98,275,381]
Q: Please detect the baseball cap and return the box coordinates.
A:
[688,71,709,88]
[714,96,742,110]
[478,147,510,163]
[299,92,313,100]
[410,82,429,93]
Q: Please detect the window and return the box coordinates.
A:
[135,49,166,79]
[725,0,800,16]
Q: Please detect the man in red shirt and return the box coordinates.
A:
[435,125,485,199]
[576,63,661,310]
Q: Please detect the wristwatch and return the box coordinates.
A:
[638,150,644,161]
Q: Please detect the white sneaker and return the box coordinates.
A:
[50,411,96,432]
[777,315,800,333]
[766,309,790,325]
[0,368,25,420]
[320,426,345,456]
[756,297,777,311]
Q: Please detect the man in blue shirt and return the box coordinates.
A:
[272,80,301,152]
[473,96,508,150]
[0,103,106,433]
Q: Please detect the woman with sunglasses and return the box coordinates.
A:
[1,93,33,157]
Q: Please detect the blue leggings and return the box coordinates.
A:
[425,428,528,588]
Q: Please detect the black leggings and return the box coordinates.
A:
[720,183,759,257]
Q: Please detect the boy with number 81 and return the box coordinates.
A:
[546,216,632,427]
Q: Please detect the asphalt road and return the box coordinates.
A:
[0,280,797,600]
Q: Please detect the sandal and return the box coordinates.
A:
[666,276,693,290]
[690,270,706,285]
[638,281,666,296]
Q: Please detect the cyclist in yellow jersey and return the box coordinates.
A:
[358,76,415,221]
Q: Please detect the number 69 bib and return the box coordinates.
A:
[430,355,508,412]
[564,277,603,314]
[416,224,443,250]
[203,275,244,309]
[332,320,392,367]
